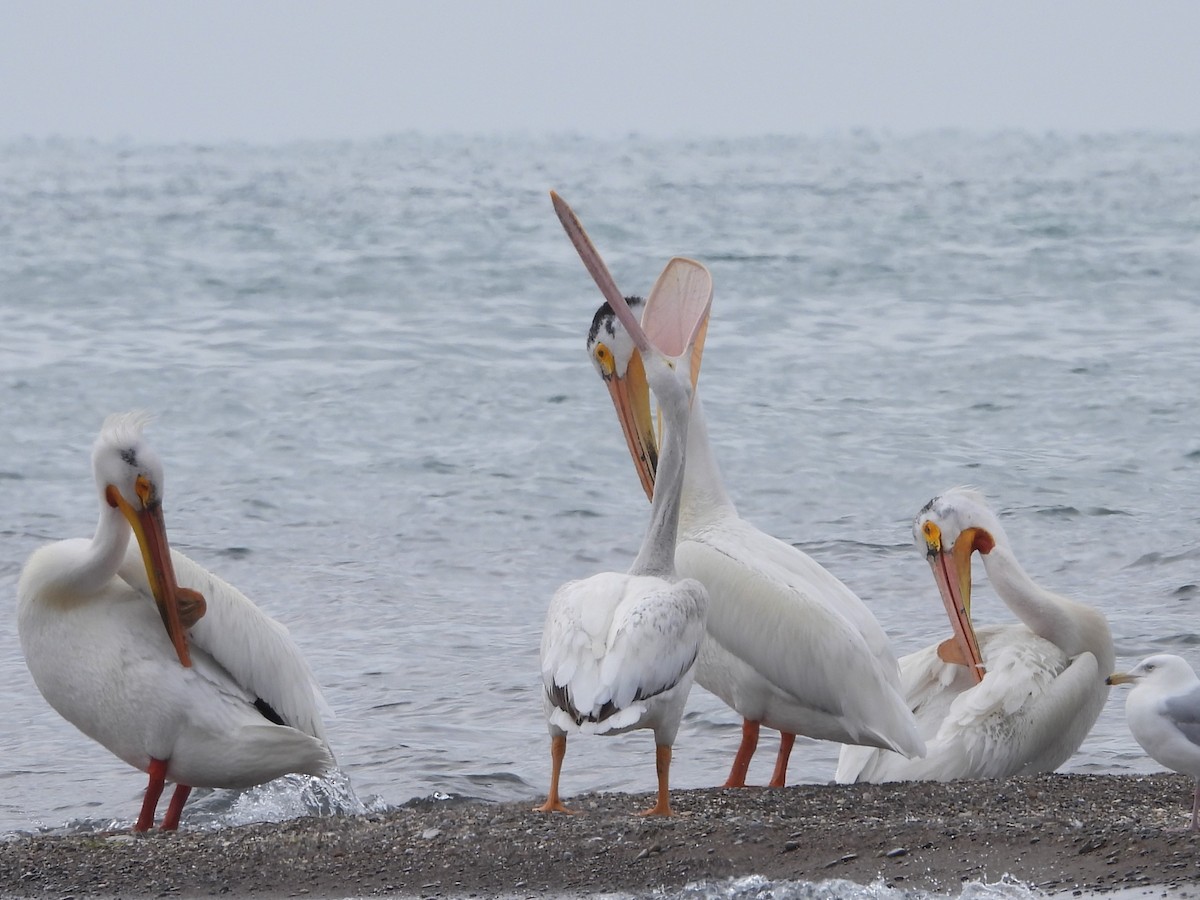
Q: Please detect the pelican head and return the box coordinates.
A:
[587,296,658,501]
[913,487,1010,685]
[587,295,647,382]
[93,413,166,511]
[558,193,710,502]
[94,413,205,668]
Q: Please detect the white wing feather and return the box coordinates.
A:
[118,545,329,743]
[836,624,1104,782]
[540,571,706,732]
[679,527,922,755]
[600,577,707,709]
[704,520,903,684]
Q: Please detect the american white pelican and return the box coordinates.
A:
[578,211,923,788]
[535,195,709,816]
[17,413,333,831]
[836,487,1114,783]
[1108,654,1200,830]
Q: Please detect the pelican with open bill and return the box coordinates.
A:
[536,193,710,816]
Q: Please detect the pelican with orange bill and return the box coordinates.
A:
[836,487,1113,783]
[17,413,334,831]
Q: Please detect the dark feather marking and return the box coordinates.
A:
[586,296,644,348]
[547,646,699,726]
[119,448,138,467]
[255,698,286,726]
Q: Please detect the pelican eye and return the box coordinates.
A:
[593,342,616,376]
[134,474,157,507]
[921,520,942,550]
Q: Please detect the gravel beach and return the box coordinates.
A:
[4,774,1200,899]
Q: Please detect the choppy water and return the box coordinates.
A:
[2,133,1199,852]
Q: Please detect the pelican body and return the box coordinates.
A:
[1109,654,1200,830]
[836,487,1114,783]
[582,232,922,789]
[536,195,709,816]
[17,413,333,831]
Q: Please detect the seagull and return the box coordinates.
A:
[1108,654,1200,830]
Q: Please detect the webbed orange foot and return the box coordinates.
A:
[636,799,674,817]
[532,798,575,814]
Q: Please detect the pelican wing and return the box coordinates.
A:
[948,642,1100,779]
[540,572,706,727]
[680,527,921,755]
[599,576,707,709]
[695,519,903,681]
[118,546,328,743]
[834,640,956,781]
[837,625,1102,782]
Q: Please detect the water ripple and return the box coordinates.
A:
[3,132,1200,834]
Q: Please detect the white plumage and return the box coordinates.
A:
[537,195,709,815]
[121,548,329,743]
[1108,654,1200,830]
[836,487,1113,783]
[677,511,923,753]
[541,572,707,738]
[586,288,922,788]
[17,413,332,830]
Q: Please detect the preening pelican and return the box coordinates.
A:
[536,197,709,816]
[836,487,1113,783]
[17,413,333,831]
[1109,655,1200,830]
[576,204,923,787]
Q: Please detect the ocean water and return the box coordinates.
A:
[2,133,1199,852]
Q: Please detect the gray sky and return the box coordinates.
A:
[2,1,1198,141]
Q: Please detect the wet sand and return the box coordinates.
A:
[3,774,1200,898]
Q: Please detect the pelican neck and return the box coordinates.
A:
[677,393,735,533]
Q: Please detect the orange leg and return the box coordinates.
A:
[638,744,674,816]
[160,783,192,831]
[767,732,796,788]
[532,734,574,814]
[722,719,760,787]
[135,758,169,832]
